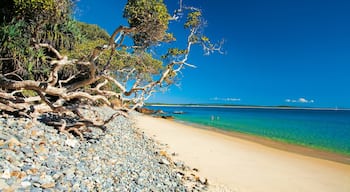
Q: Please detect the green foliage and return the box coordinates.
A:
[13,0,72,23]
[162,48,188,59]
[0,0,217,101]
[21,90,38,97]
[0,0,81,80]
[62,22,109,58]
[184,11,201,29]
[123,0,171,48]
[59,22,111,80]
[0,20,34,77]
[76,22,110,41]
[201,36,209,42]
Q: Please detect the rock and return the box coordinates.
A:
[0,107,190,191]
[24,122,34,129]
[39,174,54,185]
[135,107,156,114]
[21,181,32,188]
[20,146,33,155]
[72,183,80,191]
[34,144,48,154]
[65,138,78,148]
[199,177,208,185]
[136,177,146,186]
[161,115,174,120]
[0,179,9,190]
[5,137,23,149]
[159,158,170,165]
[159,150,167,156]
[1,169,11,179]
[155,110,165,114]
[10,171,26,179]
[32,182,41,188]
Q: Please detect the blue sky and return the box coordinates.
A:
[75,0,350,108]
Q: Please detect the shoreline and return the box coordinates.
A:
[135,114,350,192]
[147,104,350,111]
[173,118,350,165]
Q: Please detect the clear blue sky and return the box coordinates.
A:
[75,0,350,108]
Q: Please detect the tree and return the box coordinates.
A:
[0,0,222,138]
[0,0,80,80]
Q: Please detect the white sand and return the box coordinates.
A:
[135,114,350,192]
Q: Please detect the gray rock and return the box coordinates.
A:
[20,146,34,156]
[199,177,208,185]
[20,181,32,188]
[0,107,190,191]
[159,158,170,165]
[0,179,9,190]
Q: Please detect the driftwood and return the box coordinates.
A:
[0,7,222,138]
[0,28,134,139]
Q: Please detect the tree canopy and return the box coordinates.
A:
[0,0,222,137]
[123,0,171,48]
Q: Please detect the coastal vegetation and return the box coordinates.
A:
[0,0,222,137]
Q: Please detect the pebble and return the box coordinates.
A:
[160,158,171,165]
[0,179,9,190]
[0,106,209,191]
[65,138,79,148]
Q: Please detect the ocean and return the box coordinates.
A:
[148,105,350,156]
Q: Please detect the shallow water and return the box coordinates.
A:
[149,106,350,156]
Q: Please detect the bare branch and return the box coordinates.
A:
[37,43,64,60]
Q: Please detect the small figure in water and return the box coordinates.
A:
[211,115,214,121]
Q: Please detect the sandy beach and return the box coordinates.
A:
[135,114,350,192]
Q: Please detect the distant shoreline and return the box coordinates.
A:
[146,103,350,111]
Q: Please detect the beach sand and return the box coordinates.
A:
[135,114,350,192]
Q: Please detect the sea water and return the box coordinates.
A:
[148,106,350,156]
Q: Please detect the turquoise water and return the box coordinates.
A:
[148,106,350,156]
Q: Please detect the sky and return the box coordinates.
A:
[75,0,350,108]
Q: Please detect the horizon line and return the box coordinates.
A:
[145,103,350,111]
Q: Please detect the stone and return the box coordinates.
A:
[0,179,9,190]
[159,158,170,165]
[20,146,33,155]
[10,171,26,179]
[65,138,78,148]
[1,169,11,179]
[6,137,23,149]
[52,173,62,180]
[27,168,38,175]
[0,107,190,191]
[199,177,208,185]
[41,182,55,189]
[161,115,174,120]
[21,181,32,188]
[35,144,48,154]
[72,183,80,191]
[159,150,167,156]
[0,139,5,147]
[24,122,34,129]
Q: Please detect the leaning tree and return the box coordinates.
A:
[0,0,223,138]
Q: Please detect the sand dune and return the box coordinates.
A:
[135,114,350,192]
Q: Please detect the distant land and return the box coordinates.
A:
[145,103,350,111]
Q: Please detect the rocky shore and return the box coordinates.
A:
[0,106,208,191]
